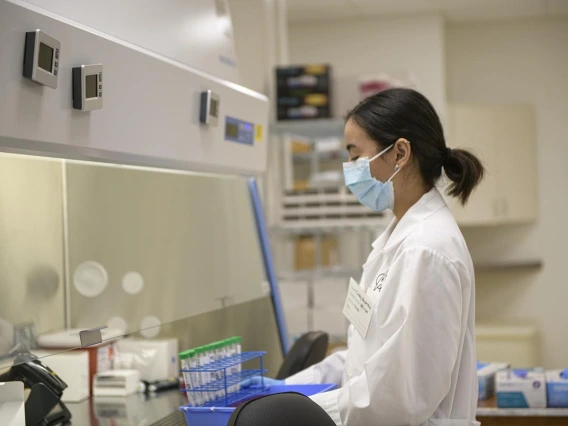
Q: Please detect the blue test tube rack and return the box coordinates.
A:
[180,351,268,408]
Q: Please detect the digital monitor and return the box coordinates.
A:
[225,122,239,139]
[37,42,54,73]
[85,74,98,99]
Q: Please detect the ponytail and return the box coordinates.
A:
[444,148,485,205]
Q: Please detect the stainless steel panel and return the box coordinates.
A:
[66,162,267,341]
[0,154,65,366]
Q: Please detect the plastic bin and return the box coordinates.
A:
[180,384,337,426]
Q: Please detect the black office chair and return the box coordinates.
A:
[227,392,336,426]
[275,331,329,380]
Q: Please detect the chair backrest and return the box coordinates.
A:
[227,392,336,426]
[276,331,329,380]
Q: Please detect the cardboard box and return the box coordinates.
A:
[294,235,338,270]
[114,338,179,382]
[496,369,546,408]
[276,65,332,121]
[33,350,90,403]
[477,361,510,400]
[546,370,568,408]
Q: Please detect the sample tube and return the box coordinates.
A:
[179,350,195,405]
[234,336,243,391]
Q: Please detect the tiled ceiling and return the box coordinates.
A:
[286,0,568,24]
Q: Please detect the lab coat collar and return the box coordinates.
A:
[372,187,447,252]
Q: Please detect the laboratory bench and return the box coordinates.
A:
[477,397,568,425]
[66,390,187,426]
[64,392,568,425]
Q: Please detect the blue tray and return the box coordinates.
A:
[180,384,337,426]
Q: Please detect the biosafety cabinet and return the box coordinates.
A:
[0,0,287,421]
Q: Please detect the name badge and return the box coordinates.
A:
[343,278,374,338]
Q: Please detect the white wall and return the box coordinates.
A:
[447,18,568,368]
[230,0,268,93]
[288,14,446,120]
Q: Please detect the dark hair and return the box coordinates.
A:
[346,88,484,205]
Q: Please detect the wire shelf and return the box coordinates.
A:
[180,351,267,408]
[180,351,266,373]
[181,369,267,392]
[188,386,269,409]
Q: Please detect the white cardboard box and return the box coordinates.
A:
[546,370,568,408]
[0,382,25,426]
[496,369,546,408]
[33,350,90,403]
[114,338,178,382]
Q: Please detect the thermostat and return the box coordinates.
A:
[23,29,60,89]
[73,64,103,111]
[200,90,220,126]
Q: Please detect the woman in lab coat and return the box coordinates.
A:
[266,88,484,425]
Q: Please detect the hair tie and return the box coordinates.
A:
[444,147,452,165]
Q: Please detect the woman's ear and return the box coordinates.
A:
[394,138,411,167]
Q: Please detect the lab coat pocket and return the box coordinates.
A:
[427,419,480,426]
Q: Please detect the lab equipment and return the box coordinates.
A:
[546,370,568,408]
[0,354,72,426]
[72,64,103,111]
[200,90,220,126]
[1,0,269,176]
[93,369,141,397]
[477,361,510,400]
[23,29,60,88]
[496,369,547,408]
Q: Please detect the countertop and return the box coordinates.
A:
[66,390,187,426]
[64,392,568,425]
[477,396,568,417]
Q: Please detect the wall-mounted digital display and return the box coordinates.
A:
[73,64,103,111]
[210,97,219,118]
[37,42,54,72]
[200,90,220,126]
[225,122,239,139]
[23,30,60,89]
[225,117,254,146]
[85,74,98,99]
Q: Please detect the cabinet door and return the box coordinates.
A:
[493,105,537,223]
[445,105,499,225]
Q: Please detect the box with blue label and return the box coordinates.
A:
[546,370,568,408]
[477,361,510,400]
[496,369,546,408]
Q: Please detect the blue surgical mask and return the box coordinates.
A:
[343,144,402,212]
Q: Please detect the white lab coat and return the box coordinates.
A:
[286,188,479,426]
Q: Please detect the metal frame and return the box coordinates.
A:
[248,177,290,356]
